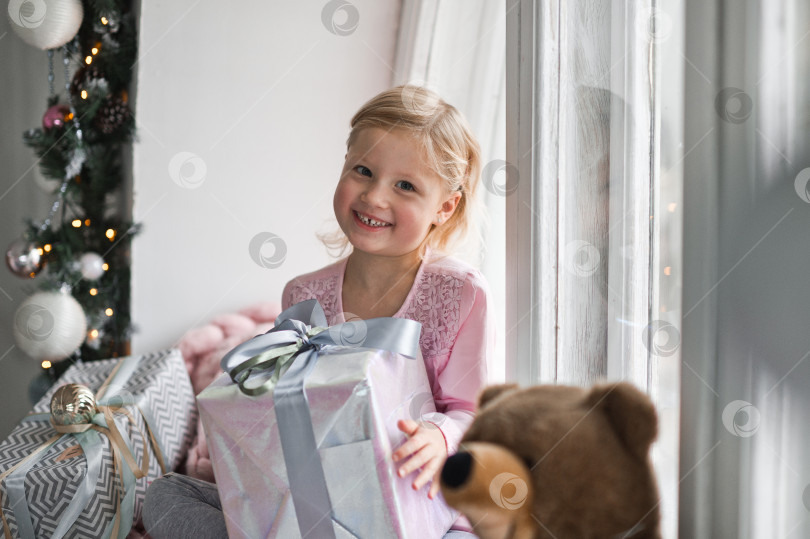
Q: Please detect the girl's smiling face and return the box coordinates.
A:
[333,127,460,260]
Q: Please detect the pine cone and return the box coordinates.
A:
[94,95,131,135]
[70,65,109,99]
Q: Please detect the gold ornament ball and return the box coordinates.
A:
[50,383,97,425]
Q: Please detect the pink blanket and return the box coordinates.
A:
[177,301,281,482]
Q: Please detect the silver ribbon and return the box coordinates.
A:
[220,299,421,538]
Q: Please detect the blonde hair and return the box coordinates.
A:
[322,84,483,258]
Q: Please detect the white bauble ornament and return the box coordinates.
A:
[79,252,105,280]
[7,0,83,50]
[13,290,87,362]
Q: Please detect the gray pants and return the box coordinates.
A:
[143,473,229,538]
[143,473,477,538]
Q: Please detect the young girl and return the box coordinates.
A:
[144,85,493,538]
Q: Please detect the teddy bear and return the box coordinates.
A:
[440,382,661,538]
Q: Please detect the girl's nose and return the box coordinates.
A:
[360,181,388,208]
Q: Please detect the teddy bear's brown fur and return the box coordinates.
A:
[440,382,661,539]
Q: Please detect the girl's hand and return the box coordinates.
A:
[392,419,447,499]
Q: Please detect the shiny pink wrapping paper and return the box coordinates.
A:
[196,347,458,538]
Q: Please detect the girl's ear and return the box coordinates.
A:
[438,191,462,223]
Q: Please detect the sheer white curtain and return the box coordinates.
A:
[506,0,681,535]
[394,0,507,382]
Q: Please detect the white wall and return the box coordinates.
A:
[131,1,400,353]
[0,18,55,437]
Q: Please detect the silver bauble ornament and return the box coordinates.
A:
[7,0,84,50]
[5,238,42,278]
[13,290,87,362]
[79,252,105,280]
[50,383,97,425]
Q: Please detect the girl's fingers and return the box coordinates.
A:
[412,457,441,491]
[392,431,428,463]
[397,419,419,436]
[428,471,441,499]
[397,445,432,477]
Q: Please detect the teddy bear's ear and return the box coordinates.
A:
[587,382,658,460]
[477,384,520,409]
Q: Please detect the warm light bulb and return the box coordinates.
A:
[85,56,93,65]
[102,263,109,271]
[81,90,88,100]
[91,47,99,55]
[105,308,114,316]
[41,360,52,369]
[72,219,82,228]
[37,247,44,256]
[89,288,98,296]
[44,244,52,252]
[89,329,99,339]
[106,229,116,240]
[100,16,108,25]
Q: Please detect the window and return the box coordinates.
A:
[506,1,681,535]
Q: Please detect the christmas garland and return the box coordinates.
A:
[6,0,139,383]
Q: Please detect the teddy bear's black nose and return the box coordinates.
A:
[441,451,472,489]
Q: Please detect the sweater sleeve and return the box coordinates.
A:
[426,270,492,455]
[281,279,294,310]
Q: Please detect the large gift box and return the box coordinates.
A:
[197,300,458,539]
[0,348,196,539]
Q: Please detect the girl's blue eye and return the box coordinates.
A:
[395,180,415,192]
[355,165,372,177]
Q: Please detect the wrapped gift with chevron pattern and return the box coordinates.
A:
[0,348,196,539]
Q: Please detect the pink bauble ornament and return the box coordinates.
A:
[42,104,70,130]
